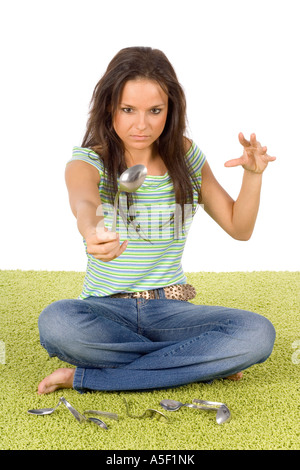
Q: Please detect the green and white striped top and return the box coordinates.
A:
[70,141,206,298]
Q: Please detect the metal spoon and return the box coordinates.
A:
[160,399,200,412]
[192,399,231,424]
[160,399,231,425]
[60,397,86,423]
[192,399,231,422]
[124,398,169,422]
[27,397,85,422]
[111,164,147,231]
[28,397,110,429]
[27,397,63,416]
[193,400,231,424]
[61,399,111,429]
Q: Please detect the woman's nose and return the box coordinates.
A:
[135,112,147,130]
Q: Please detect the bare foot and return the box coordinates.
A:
[226,372,243,381]
[38,368,75,395]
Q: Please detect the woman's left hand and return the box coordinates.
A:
[224,133,276,174]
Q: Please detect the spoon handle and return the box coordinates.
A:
[87,417,108,429]
[84,410,119,421]
[60,397,86,423]
[184,403,204,410]
[193,399,224,411]
[193,398,224,405]
[112,190,121,232]
[185,403,219,411]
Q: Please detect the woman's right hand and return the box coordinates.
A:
[65,161,128,262]
[85,226,128,262]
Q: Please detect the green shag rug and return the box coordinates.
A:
[0,270,299,451]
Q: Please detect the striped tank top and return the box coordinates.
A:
[70,141,206,299]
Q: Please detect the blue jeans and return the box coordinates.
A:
[38,289,275,392]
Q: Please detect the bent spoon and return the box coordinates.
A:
[28,397,86,423]
[160,399,200,411]
[159,399,231,424]
[27,396,109,429]
[27,397,63,416]
[192,399,231,424]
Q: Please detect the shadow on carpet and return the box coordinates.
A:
[0,270,299,450]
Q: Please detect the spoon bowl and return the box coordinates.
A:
[27,407,58,416]
[119,164,147,193]
[112,164,147,231]
[193,399,231,424]
[27,398,63,416]
[216,405,231,424]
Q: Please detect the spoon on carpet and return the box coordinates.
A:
[160,399,201,411]
[27,396,109,429]
[27,397,63,416]
[160,399,231,424]
[192,399,231,424]
[28,396,86,423]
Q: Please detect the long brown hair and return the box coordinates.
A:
[82,46,201,208]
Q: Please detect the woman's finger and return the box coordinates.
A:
[238,132,251,147]
[224,156,245,168]
[250,133,258,146]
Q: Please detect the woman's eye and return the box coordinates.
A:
[151,108,161,114]
[122,108,133,113]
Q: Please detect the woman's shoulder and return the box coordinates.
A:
[72,146,100,160]
[183,136,207,174]
[183,136,193,153]
[183,136,202,155]
[69,146,104,173]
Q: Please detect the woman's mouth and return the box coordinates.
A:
[130,135,150,141]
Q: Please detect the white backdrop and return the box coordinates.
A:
[0,0,299,272]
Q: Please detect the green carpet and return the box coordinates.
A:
[0,270,299,450]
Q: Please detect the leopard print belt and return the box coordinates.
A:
[110,284,196,301]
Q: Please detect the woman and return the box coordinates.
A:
[38,47,276,394]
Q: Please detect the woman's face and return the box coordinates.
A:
[113,79,168,156]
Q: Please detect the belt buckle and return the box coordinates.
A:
[128,289,161,300]
[133,289,156,300]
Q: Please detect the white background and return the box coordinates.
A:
[0,0,299,272]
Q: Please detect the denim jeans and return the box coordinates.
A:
[38,288,275,392]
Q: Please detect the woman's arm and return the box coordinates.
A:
[65,160,127,261]
[200,133,276,240]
